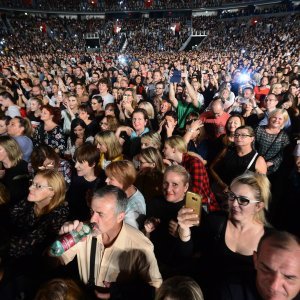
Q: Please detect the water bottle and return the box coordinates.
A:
[50,223,94,256]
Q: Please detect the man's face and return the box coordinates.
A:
[254,241,300,300]
[243,89,253,99]
[153,71,162,83]
[265,95,278,110]
[91,73,99,83]
[99,83,108,94]
[155,84,164,96]
[90,194,124,235]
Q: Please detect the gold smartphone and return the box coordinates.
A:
[185,191,202,224]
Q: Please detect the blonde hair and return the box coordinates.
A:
[140,147,165,173]
[155,276,204,300]
[105,160,136,190]
[268,108,289,129]
[94,131,122,160]
[35,170,66,217]
[138,101,155,119]
[164,165,190,186]
[141,132,162,150]
[230,171,270,224]
[165,135,187,154]
[0,136,23,166]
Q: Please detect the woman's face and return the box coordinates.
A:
[0,145,8,162]
[227,117,242,133]
[222,89,230,99]
[136,76,141,84]
[234,128,254,147]
[228,182,262,222]
[27,174,54,205]
[281,100,293,110]
[7,118,23,137]
[243,102,253,112]
[76,85,84,96]
[138,155,155,171]
[74,125,85,138]
[0,120,8,135]
[141,138,153,149]
[105,176,123,190]
[78,110,88,122]
[105,106,115,117]
[75,160,95,178]
[41,108,53,122]
[68,97,78,109]
[268,112,284,129]
[163,171,188,203]
[96,140,108,154]
[100,117,109,131]
[272,84,282,95]
[132,112,147,132]
[91,99,102,112]
[30,100,40,112]
[160,102,169,113]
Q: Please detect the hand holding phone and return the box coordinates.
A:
[185,191,202,224]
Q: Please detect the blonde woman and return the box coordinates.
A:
[94,131,123,169]
[0,136,29,204]
[8,170,68,261]
[177,172,271,299]
[135,147,165,204]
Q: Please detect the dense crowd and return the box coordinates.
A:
[0,9,299,300]
[0,0,256,11]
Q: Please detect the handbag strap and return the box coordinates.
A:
[246,152,258,171]
[88,237,97,287]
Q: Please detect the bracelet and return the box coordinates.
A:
[253,106,257,109]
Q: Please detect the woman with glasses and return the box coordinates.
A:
[209,126,267,194]
[7,170,68,260]
[177,172,271,299]
[3,170,68,296]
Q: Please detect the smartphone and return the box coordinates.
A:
[170,69,182,83]
[58,91,62,97]
[185,191,202,223]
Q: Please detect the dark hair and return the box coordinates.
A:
[257,230,300,256]
[74,142,100,168]
[164,110,178,121]
[30,144,59,173]
[42,104,61,125]
[0,115,11,125]
[132,108,149,125]
[78,103,94,120]
[0,91,15,104]
[70,118,88,146]
[91,95,103,104]
[13,116,32,137]
[92,185,128,215]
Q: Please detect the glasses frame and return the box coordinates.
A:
[29,179,53,190]
[225,191,260,206]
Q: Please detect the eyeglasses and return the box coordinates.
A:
[225,191,260,206]
[124,94,132,97]
[29,180,53,190]
[234,133,252,139]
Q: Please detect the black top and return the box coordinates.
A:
[146,196,186,266]
[217,148,258,185]
[1,160,29,206]
[67,171,106,221]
